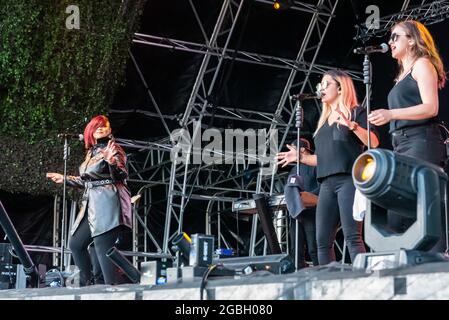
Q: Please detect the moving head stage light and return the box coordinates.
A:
[352,149,448,252]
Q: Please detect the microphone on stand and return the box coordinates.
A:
[290,91,322,101]
[354,43,389,54]
[57,133,84,141]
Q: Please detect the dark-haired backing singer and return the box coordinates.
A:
[368,20,447,249]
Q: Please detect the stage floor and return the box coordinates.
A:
[1,261,449,300]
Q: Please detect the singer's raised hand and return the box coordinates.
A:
[335,110,350,126]
[276,144,301,167]
[100,139,118,164]
[335,110,360,131]
[46,172,63,184]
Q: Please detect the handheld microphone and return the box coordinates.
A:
[354,43,389,55]
[290,91,322,101]
[57,133,84,141]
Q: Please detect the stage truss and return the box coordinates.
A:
[53,0,448,266]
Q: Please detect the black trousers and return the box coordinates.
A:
[315,174,365,265]
[392,124,446,168]
[289,208,318,268]
[390,124,447,252]
[69,216,121,286]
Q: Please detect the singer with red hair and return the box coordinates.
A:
[277,69,379,265]
[47,115,132,285]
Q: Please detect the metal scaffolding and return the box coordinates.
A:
[355,0,449,42]
[47,0,449,267]
[122,0,345,258]
[115,0,449,262]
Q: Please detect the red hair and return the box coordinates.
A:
[83,115,110,149]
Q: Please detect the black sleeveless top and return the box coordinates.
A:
[314,106,374,181]
[387,72,437,133]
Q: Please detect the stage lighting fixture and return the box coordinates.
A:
[189,234,214,267]
[353,249,447,272]
[273,0,294,10]
[106,247,141,283]
[352,149,448,252]
[171,232,192,266]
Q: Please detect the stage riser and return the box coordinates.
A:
[2,269,449,300]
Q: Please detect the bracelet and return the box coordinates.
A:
[349,121,358,131]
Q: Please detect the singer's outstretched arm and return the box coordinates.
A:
[276,144,317,167]
[65,175,85,188]
[46,172,85,188]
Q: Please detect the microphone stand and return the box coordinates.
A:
[60,136,70,271]
[294,98,303,272]
[363,53,372,150]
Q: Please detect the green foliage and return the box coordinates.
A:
[0,0,146,195]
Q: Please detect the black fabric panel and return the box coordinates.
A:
[0,190,54,267]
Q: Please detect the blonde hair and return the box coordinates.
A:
[393,20,446,88]
[314,69,359,136]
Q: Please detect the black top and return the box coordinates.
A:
[314,106,374,181]
[387,72,437,132]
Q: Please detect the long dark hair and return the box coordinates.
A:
[393,20,446,88]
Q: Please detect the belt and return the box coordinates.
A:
[85,179,115,188]
[391,123,436,137]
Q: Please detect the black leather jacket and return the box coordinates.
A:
[66,142,132,237]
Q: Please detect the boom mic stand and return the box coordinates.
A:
[60,136,70,271]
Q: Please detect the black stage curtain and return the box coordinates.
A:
[0,190,54,267]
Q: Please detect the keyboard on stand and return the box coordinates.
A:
[232,194,286,215]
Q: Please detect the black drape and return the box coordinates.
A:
[0,190,54,267]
